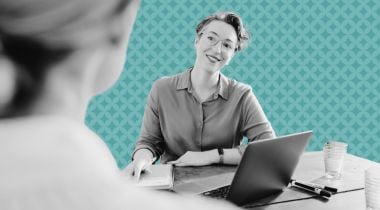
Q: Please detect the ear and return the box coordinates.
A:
[194,33,201,47]
[0,55,17,111]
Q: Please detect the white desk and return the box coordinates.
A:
[173,151,379,209]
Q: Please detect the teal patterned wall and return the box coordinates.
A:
[85,0,380,168]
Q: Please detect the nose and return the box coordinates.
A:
[211,40,222,53]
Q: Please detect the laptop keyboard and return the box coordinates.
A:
[201,185,230,199]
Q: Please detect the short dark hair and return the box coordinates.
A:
[195,12,250,52]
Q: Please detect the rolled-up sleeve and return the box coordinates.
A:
[241,88,276,141]
[237,88,276,154]
[133,81,165,159]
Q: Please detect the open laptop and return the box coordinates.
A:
[172,131,312,206]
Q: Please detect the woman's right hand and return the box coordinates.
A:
[123,149,154,181]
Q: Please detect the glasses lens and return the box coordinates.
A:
[203,32,236,51]
[205,33,218,45]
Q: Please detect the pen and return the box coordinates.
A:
[290,180,332,197]
[291,179,338,193]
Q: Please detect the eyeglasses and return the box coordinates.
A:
[201,32,237,52]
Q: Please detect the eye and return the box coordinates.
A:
[207,36,215,41]
[223,43,233,49]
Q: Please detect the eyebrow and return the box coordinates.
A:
[207,31,234,43]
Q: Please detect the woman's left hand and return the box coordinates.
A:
[167,150,219,167]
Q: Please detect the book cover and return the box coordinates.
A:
[136,164,174,190]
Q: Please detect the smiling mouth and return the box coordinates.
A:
[206,55,221,63]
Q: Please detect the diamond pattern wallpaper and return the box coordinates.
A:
[85,0,380,168]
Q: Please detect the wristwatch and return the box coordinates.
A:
[218,148,224,164]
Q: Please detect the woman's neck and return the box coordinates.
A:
[28,58,91,121]
[30,79,89,121]
[191,64,220,91]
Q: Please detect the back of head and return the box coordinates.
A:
[0,0,136,118]
[0,1,143,209]
[0,0,129,48]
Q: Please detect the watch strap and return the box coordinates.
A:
[217,148,224,164]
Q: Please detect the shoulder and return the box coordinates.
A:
[152,76,172,90]
[0,116,119,182]
[151,70,188,91]
[51,118,119,174]
[227,78,254,97]
[0,117,139,209]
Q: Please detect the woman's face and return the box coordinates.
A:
[195,20,238,73]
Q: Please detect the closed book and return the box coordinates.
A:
[136,164,174,190]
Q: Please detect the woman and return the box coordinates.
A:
[0,1,237,209]
[129,12,276,178]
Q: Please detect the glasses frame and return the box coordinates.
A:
[199,31,237,52]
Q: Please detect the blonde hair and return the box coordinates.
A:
[0,0,132,117]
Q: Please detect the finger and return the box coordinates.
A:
[173,162,189,167]
[171,161,194,167]
[167,156,184,164]
[134,159,152,181]
[168,161,184,166]
[143,164,152,174]
[133,161,146,180]
[134,165,143,182]
[140,159,153,172]
[176,161,204,167]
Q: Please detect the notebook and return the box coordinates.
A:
[135,164,174,190]
[172,131,312,206]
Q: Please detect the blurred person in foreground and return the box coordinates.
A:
[0,0,238,209]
